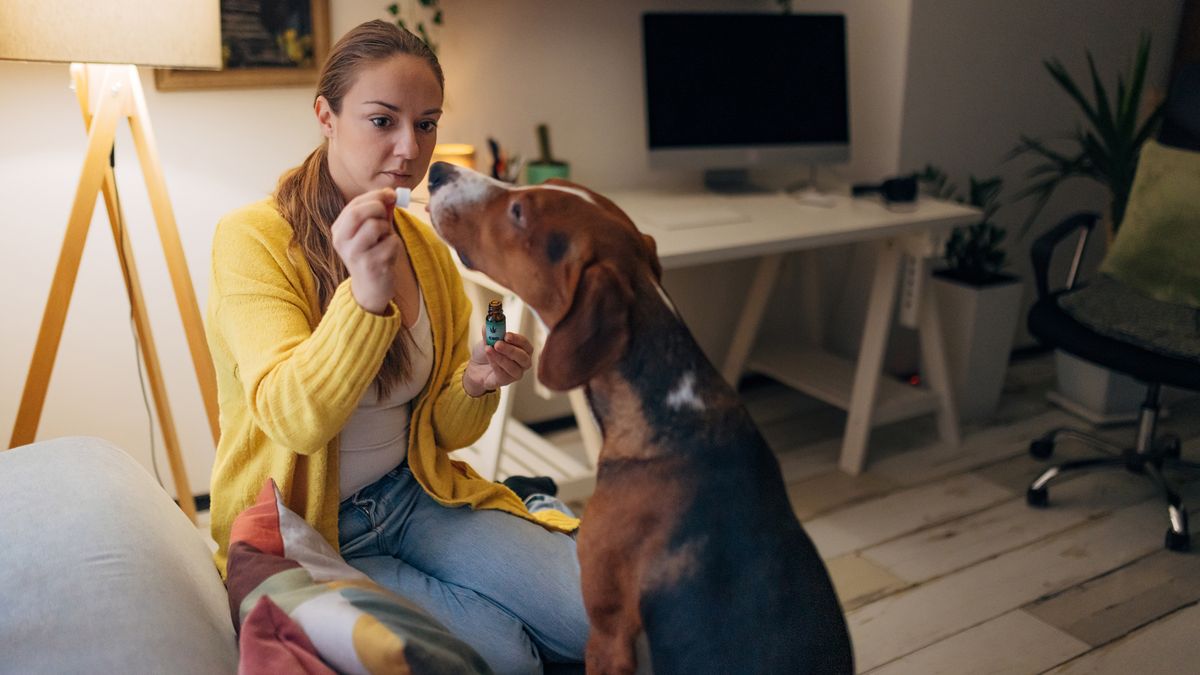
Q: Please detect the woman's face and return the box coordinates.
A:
[317,54,443,201]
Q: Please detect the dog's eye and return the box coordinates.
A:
[509,200,524,226]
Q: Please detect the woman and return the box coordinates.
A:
[206,20,587,673]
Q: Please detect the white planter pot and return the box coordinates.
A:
[1048,350,1149,424]
[932,273,1025,423]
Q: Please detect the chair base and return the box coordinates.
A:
[1026,385,1200,553]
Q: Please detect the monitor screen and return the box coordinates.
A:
[642,12,849,173]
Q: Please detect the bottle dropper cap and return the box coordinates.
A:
[394,187,412,208]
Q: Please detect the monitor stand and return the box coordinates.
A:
[703,168,771,194]
[786,164,837,208]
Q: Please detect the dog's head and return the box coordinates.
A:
[427,162,662,391]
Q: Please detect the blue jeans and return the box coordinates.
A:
[338,464,588,674]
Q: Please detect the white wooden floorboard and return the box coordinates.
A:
[506,424,590,477]
[1044,602,1200,674]
[496,448,538,480]
[866,609,1090,675]
[804,473,1014,559]
[776,438,843,484]
[867,409,1077,487]
[847,485,1200,672]
[861,471,1158,584]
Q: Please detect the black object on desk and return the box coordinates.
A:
[852,174,918,203]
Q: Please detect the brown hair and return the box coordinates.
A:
[274,20,444,397]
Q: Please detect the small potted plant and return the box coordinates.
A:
[920,166,1025,423]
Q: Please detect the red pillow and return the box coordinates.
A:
[238,596,334,675]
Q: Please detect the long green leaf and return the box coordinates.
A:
[1085,52,1119,150]
[1122,35,1153,141]
[1044,59,1104,133]
[1009,135,1077,165]
[1115,74,1132,143]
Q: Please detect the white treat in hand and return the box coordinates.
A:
[394,187,412,208]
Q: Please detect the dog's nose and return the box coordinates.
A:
[427,161,455,193]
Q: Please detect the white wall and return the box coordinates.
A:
[434,0,910,190]
[1,0,1179,497]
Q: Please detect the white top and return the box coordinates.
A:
[338,290,434,498]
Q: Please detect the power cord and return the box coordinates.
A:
[109,143,165,490]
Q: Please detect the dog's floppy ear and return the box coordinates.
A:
[538,262,632,391]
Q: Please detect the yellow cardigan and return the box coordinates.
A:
[206,198,578,576]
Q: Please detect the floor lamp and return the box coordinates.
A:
[0,1,223,523]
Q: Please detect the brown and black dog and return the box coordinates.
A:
[426,162,853,674]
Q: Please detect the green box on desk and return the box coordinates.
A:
[526,162,569,184]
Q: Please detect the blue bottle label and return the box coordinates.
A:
[486,319,505,346]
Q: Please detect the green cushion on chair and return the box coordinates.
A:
[1102,139,1200,308]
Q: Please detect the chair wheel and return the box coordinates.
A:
[1166,529,1191,552]
[1030,439,1054,460]
[1027,487,1049,508]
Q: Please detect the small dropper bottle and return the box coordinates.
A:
[485,300,506,346]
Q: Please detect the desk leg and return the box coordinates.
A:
[720,253,784,386]
[840,241,902,475]
[917,276,962,448]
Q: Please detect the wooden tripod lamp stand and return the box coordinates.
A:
[0,1,223,523]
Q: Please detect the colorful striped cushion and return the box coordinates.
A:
[226,479,492,675]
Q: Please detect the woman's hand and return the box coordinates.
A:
[331,188,404,315]
[463,331,534,397]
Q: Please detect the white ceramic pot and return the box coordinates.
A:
[932,272,1025,423]
[1048,350,1149,424]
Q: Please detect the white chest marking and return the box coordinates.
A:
[666,372,704,411]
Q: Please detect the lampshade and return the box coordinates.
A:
[0,0,221,69]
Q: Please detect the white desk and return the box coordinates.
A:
[456,191,980,498]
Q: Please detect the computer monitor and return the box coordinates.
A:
[642,12,850,191]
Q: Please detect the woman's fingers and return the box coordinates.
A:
[332,188,402,314]
[486,347,525,381]
[493,334,533,370]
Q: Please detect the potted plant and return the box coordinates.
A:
[920,167,1025,423]
[1009,35,1165,423]
[1009,35,1163,241]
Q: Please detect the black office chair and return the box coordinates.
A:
[1024,64,1200,552]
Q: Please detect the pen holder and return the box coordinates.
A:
[526,162,570,184]
[526,123,570,184]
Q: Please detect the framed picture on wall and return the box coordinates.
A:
[154,0,330,91]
